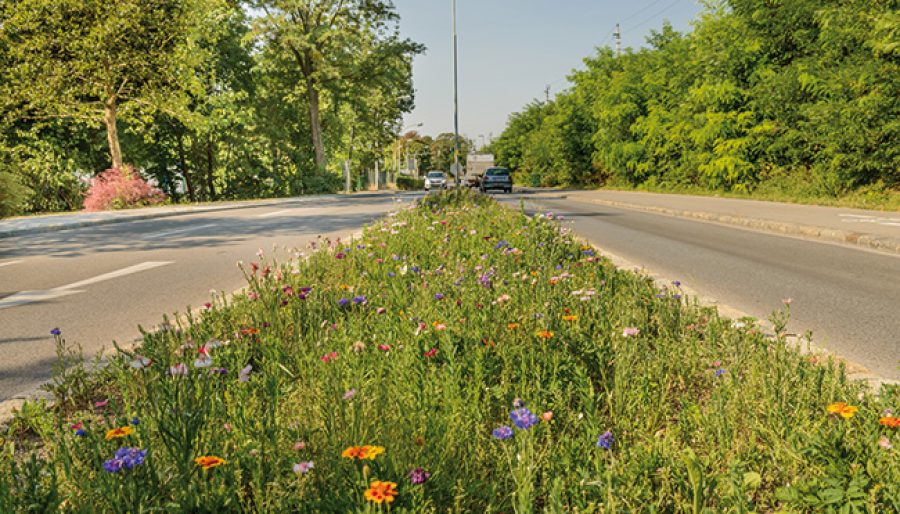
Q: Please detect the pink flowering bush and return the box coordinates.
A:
[83,166,166,211]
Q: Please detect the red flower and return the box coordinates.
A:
[423,348,438,358]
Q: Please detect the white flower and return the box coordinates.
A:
[129,356,151,369]
[193,355,213,369]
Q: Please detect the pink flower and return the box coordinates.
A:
[423,348,438,358]
[169,363,189,376]
[879,436,892,450]
[94,399,109,409]
[320,352,338,363]
[293,441,307,451]
[415,322,427,336]
[541,411,553,422]
[247,292,259,301]
[378,344,392,352]
[223,423,233,432]
[293,461,314,474]
[376,307,387,315]
[622,327,640,337]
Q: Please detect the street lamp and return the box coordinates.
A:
[452,0,460,187]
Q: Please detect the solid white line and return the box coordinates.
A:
[149,223,218,239]
[839,214,875,218]
[257,209,293,218]
[0,261,174,311]
[0,260,23,268]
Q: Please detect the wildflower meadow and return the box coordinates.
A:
[1,190,898,512]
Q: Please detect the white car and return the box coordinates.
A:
[424,171,448,191]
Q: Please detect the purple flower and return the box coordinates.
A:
[596,431,614,450]
[335,252,346,260]
[50,328,61,336]
[672,280,681,287]
[115,447,148,469]
[494,240,509,249]
[102,458,123,473]
[411,265,420,273]
[130,417,140,425]
[582,249,595,257]
[338,298,351,307]
[352,296,367,305]
[492,426,514,440]
[510,408,539,430]
[409,467,431,485]
[434,293,445,300]
[714,368,727,378]
[388,272,396,278]
[357,244,366,250]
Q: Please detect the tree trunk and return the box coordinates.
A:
[104,95,123,170]
[206,137,216,200]
[177,132,196,202]
[306,78,327,170]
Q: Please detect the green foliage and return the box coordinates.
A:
[2,194,899,511]
[494,1,900,201]
[395,175,424,190]
[0,169,30,218]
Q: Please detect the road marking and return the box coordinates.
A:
[149,223,218,239]
[257,209,293,218]
[839,214,900,227]
[0,261,174,310]
[0,260,23,268]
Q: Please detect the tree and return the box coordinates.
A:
[253,0,423,171]
[0,0,207,169]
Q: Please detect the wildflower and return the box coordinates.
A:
[223,423,233,432]
[596,431,614,450]
[169,363,189,376]
[338,298,351,308]
[512,398,524,408]
[112,447,147,470]
[622,327,640,337]
[879,436,893,450]
[352,296,367,304]
[714,368,727,378]
[434,293,445,300]
[195,455,226,470]
[535,330,554,339]
[563,315,578,321]
[827,402,858,419]
[129,356,152,369]
[343,389,357,400]
[378,344,392,352]
[94,399,110,409]
[239,364,252,383]
[507,323,520,330]
[492,426,514,440]
[433,321,447,331]
[409,467,430,485]
[510,408,539,430]
[879,417,900,428]
[130,417,140,426]
[364,481,398,504]
[352,341,366,352]
[293,461,314,474]
[293,441,307,451]
[105,426,135,441]
[541,411,553,422]
[193,354,213,369]
[782,298,793,306]
[495,294,511,304]
[361,445,384,460]
[424,347,438,358]
[320,352,338,363]
[102,458,124,473]
[342,446,365,459]
[376,307,387,315]
[50,328,62,336]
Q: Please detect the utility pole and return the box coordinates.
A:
[452,0,460,187]
[614,23,621,58]
[544,85,550,103]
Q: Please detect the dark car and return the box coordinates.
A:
[479,167,512,193]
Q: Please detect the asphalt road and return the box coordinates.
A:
[498,193,900,381]
[0,192,420,402]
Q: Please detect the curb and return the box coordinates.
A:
[571,196,900,257]
[0,191,400,240]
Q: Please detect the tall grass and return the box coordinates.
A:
[1,189,898,512]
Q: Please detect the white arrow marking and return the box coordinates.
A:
[0,261,173,310]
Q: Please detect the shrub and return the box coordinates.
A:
[396,175,424,190]
[0,171,32,218]
[82,166,167,212]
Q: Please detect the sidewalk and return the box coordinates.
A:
[545,189,900,256]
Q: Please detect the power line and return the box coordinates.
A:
[622,0,684,33]
[619,0,671,25]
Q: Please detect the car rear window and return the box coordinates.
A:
[485,168,509,177]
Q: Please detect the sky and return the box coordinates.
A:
[392,0,705,146]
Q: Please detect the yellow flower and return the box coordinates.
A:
[827,402,858,419]
[195,455,226,470]
[364,481,398,504]
[360,445,385,460]
[563,315,578,321]
[104,426,134,441]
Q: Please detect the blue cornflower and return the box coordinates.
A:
[113,447,148,470]
[582,249,595,257]
[102,458,123,473]
[714,368,727,378]
[130,417,140,425]
[388,272,396,278]
[50,328,61,336]
[338,298,351,307]
[494,240,509,249]
[411,265,420,273]
[492,426,514,439]
[555,264,563,270]
[352,296,367,305]
[596,431,614,450]
[510,408,539,430]
[75,429,86,437]
[434,293,445,300]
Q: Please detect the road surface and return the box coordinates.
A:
[0,192,420,402]
[498,192,900,381]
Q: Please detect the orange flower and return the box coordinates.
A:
[827,402,858,419]
[535,330,554,339]
[364,481,398,504]
[507,323,520,330]
[563,315,578,321]
[481,338,495,347]
[104,426,134,441]
[195,455,226,470]
[879,416,900,428]
[549,278,559,286]
[341,446,365,459]
[432,321,446,331]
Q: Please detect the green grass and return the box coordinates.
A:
[2,189,899,512]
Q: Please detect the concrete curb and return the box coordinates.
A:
[572,196,900,257]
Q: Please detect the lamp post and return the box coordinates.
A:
[452,0,460,187]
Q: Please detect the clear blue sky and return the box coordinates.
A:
[392,0,704,145]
